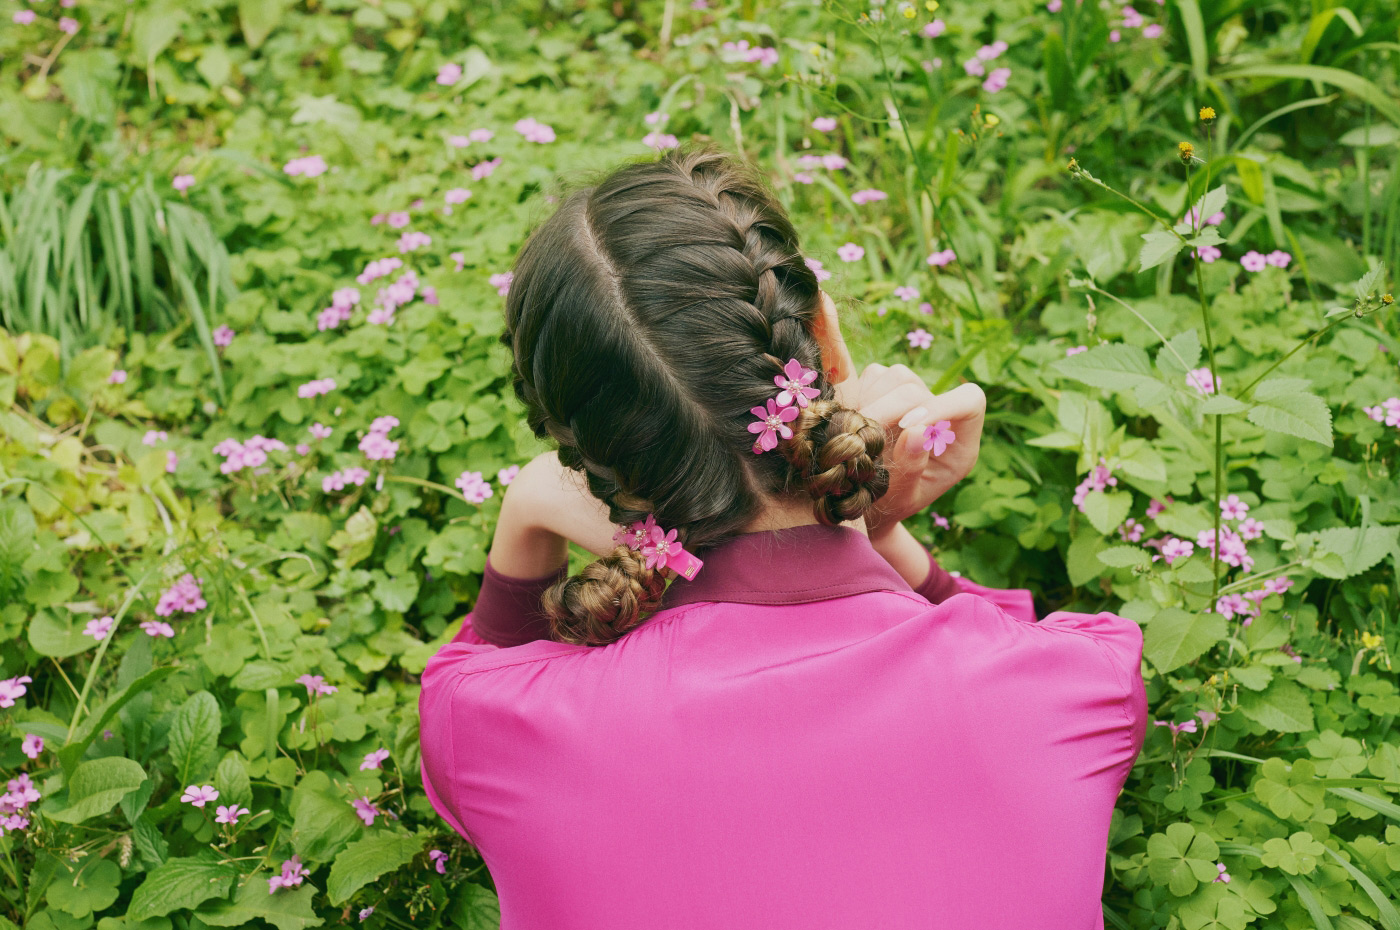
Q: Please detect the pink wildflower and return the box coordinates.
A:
[13,10,35,23]
[297,378,336,399]
[140,620,175,638]
[1047,0,1062,10]
[451,251,466,272]
[851,189,888,205]
[932,513,951,530]
[922,20,945,37]
[907,328,933,350]
[811,116,838,131]
[923,420,955,456]
[927,248,956,267]
[1186,367,1215,395]
[181,785,219,808]
[805,258,831,282]
[428,849,448,874]
[436,63,462,85]
[456,471,493,504]
[1220,494,1249,521]
[837,243,864,262]
[1142,23,1164,38]
[982,68,1011,93]
[352,797,381,826]
[296,674,338,697]
[386,211,411,229]
[359,907,375,920]
[361,748,391,771]
[213,324,235,347]
[215,805,249,825]
[1146,497,1170,519]
[1153,719,1198,735]
[21,734,43,759]
[1263,576,1294,596]
[1266,250,1291,269]
[497,464,521,485]
[309,423,333,440]
[156,574,206,616]
[1195,245,1221,262]
[514,117,556,143]
[398,231,431,253]
[1159,537,1194,566]
[1238,517,1264,540]
[471,158,501,181]
[356,257,402,285]
[643,132,680,150]
[268,856,309,894]
[444,187,472,206]
[1213,862,1231,883]
[109,370,127,384]
[963,58,985,77]
[173,174,196,193]
[447,135,470,148]
[0,677,32,709]
[1240,251,1267,272]
[283,155,328,178]
[489,271,513,296]
[1119,519,1144,542]
[143,430,168,446]
[166,451,178,473]
[58,16,79,33]
[1071,459,1118,511]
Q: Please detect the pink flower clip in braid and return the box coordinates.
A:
[615,515,703,580]
[774,358,820,408]
[748,398,799,454]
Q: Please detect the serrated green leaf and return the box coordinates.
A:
[1306,526,1400,580]
[1139,230,1184,272]
[1054,343,1169,408]
[1097,545,1150,569]
[1155,329,1201,377]
[1238,680,1316,733]
[1199,394,1248,415]
[128,856,237,920]
[1083,491,1132,536]
[47,757,147,824]
[199,876,323,930]
[326,833,427,905]
[1247,379,1332,447]
[1143,608,1226,674]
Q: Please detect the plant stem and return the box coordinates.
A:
[1236,312,1355,398]
[1085,284,1195,373]
[1188,152,1223,602]
[66,570,154,740]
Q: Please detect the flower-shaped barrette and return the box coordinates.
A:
[748,358,819,455]
[615,514,704,580]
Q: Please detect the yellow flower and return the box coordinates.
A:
[984,113,1001,127]
[925,0,939,9]
[1067,157,1079,173]
[1199,106,1216,123]
[1362,632,1383,650]
[903,6,916,18]
[810,45,823,56]
[1178,141,1196,163]
[1383,294,1395,305]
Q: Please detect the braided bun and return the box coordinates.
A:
[541,546,667,646]
[783,399,889,525]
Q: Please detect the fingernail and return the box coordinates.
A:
[898,406,928,429]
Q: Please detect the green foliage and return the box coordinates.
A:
[2,0,1399,927]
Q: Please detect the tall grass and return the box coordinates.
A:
[0,165,233,397]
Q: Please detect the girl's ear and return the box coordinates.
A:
[812,289,856,384]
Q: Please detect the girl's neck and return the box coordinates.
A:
[742,495,868,536]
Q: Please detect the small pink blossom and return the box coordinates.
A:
[932,513,951,530]
[645,111,668,126]
[1220,494,1249,521]
[357,257,403,285]
[352,797,381,826]
[1182,207,1226,228]
[268,856,309,894]
[923,420,955,456]
[1066,345,1087,356]
[215,804,249,825]
[398,231,431,253]
[1265,249,1291,269]
[428,849,449,874]
[1146,497,1171,519]
[361,748,391,771]
[893,285,920,301]
[963,58,985,77]
[907,328,933,350]
[1109,29,1122,42]
[1047,0,1062,10]
[1240,250,1267,272]
[456,471,493,504]
[1186,367,1216,395]
[444,188,472,207]
[918,302,934,315]
[497,464,520,485]
[166,450,179,473]
[21,734,43,759]
[58,15,79,33]
[1195,245,1221,262]
[471,157,501,181]
[297,378,336,399]
[1158,537,1194,566]
[927,248,956,267]
[109,370,127,384]
[489,271,513,296]
[804,258,831,282]
[982,68,1011,94]
[181,785,219,808]
[468,128,494,143]
[283,155,328,178]
[837,243,864,262]
[922,20,945,38]
[13,10,36,23]
[1153,719,1198,735]
[643,131,680,150]
[385,211,411,229]
[310,423,333,440]
[811,116,837,131]
[212,324,235,347]
[1196,710,1218,726]
[1119,519,1144,543]
[1237,517,1264,540]
[514,117,556,144]
[1072,459,1119,512]
[0,676,32,709]
[748,398,799,453]
[83,616,115,640]
[851,189,888,205]
[450,251,466,272]
[1213,862,1231,883]
[359,907,375,920]
[172,174,196,193]
[1263,576,1294,596]
[447,135,470,148]
[143,430,168,446]
[436,63,462,85]
[296,674,338,697]
[140,620,175,638]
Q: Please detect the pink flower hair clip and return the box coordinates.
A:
[923,420,955,456]
[748,398,799,454]
[614,514,704,580]
[774,358,820,408]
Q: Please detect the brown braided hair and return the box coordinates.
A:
[502,144,888,646]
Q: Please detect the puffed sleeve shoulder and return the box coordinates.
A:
[418,646,478,843]
[1038,609,1149,771]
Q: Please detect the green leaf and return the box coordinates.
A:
[47,757,147,824]
[1146,822,1219,896]
[28,610,96,658]
[1238,680,1316,733]
[1155,329,1201,378]
[1322,847,1400,930]
[1352,264,1387,300]
[1215,64,1400,129]
[199,877,323,930]
[127,856,238,921]
[1284,875,1335,930]
[1054,343,1169,407]
[1083,491,1132,536]
[1199,394,1248,415]
[291,790,364,863]
[1247,378,1332,447]
[239,0,285,49]
[452,883,502,930]
[59,667,178,774]
[1097,546,1150,569]
[1138,230,1184,272]
[1338,124,1400,148]
[46,858,121,919]
[1143,608,1226,674]
[169,691,221,785]
[326,833,427,905]
[214,752,253,809]
[1306,525,1400,580]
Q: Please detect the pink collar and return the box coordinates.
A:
[657,524,912,611]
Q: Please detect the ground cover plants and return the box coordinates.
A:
[1,0,1399,926]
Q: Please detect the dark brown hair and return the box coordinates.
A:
[503,144,888,646]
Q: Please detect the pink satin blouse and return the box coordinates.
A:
[420,524,1146,929]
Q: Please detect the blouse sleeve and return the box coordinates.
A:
[455,556,567,648]
[912,548,1038,624]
